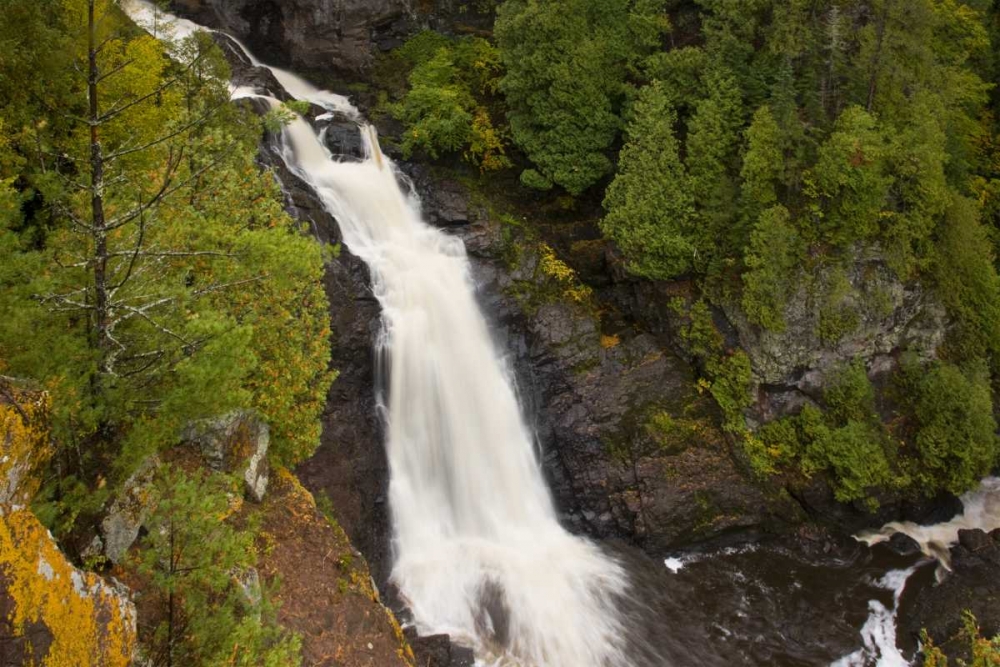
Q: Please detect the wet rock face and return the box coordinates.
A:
[457,216,791,551]
[171,0,412,78]
[903,529,1000,659]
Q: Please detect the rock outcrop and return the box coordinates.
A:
[0,506,138,667]
[0,380,137,667]
[902,528,1000,659]
[170,0,412,78]
[614,250,947,427]
[183,410,271,502]
[0,380,51,506]
[98,456,159,565]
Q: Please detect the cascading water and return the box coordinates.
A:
[125,4,1000,665]
[276,111,633,667]
[124,3,635,664]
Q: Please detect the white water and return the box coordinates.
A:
[857,477,1000,569]
[276,108,631,667]
[124,0,358,116]
[831,567,916,667]
[833,476,1000,666]
[123,4,635,664]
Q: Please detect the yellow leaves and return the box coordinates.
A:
[0,507,136,667]
[537,243,594,305]
[600,334,621,349]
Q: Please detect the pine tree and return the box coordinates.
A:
[138,467,301,667]
[600,81,695,279]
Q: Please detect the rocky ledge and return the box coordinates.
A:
[903,528,1000,660]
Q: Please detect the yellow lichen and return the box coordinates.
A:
[0,506,136,667]
[0,384,53,504]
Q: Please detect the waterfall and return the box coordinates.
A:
[124,3,633,665]
[274,102,631,667]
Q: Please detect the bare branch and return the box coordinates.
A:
[104,99,227,162]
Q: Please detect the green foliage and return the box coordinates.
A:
[921,611,1000,667]
[670,298,724,360]
[933,197,1000,365]
[740,106,784,212]
[519,169,553,191]
[706,351,754,433]
[747,361,896,503]
[685,67,744,258]
[138,467,301,667]
[799,410,893,505]
[391,33,510,171]
[898,358,999,496]
[748,355,997,502]
[805,106,890,246]
[495,0,668,194]
[742,205,801,331]
[0,2,333,530]
[601,82,696,279]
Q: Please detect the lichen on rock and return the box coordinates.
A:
[0,505,137,667]
[0,380,52,506]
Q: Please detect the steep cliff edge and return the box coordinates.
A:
[0,381,138,667]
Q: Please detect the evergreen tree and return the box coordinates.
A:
[600,81,695,279]
[0,0,333,529]
[495,0,668,194]
[138,467,301,667]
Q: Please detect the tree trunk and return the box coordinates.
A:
[87,0,110,376]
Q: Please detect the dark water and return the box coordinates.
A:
[610,539,931,667]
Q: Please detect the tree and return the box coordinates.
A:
[805,105,890,246]
[138,467,301,667]
[740,105,783,212]
[600,81,696,279]
[899,358,998,496]
[391,35,510,171]
[741,205,801,331]
[685,66,744,257]
[495,0,668,194]
[0,0,333,528]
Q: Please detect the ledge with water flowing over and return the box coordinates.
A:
[125,3,1000,665]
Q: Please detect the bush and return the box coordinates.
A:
[391,34,510,171]
[899,358,999,495]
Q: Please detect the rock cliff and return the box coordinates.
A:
[171,0,411,77]
[0,380,137,667]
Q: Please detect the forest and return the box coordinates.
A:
[2,0,1000,665]
[382,0,1000,504]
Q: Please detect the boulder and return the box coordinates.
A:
[318,112,366,160]
[183,410,271,502]
[0,505,137,667]
[404,629,475,667]
[884,532,922,557]
[99,456,159,565]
